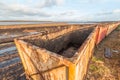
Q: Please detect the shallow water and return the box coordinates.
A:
[0,35,19,39]
[0,57,20,68]
[0,46,16,55]
[0,32,40,39]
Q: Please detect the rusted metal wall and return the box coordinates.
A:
[96,25,108,45]
[96,23,119,45]
[74,27,98,80]
[106,23,120,36]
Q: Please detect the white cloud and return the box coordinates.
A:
[113,9,120,14]
[79,9,120,21]
[0,0,119,21]
[78,0,109,3]
[0,2,51,19]
[0,1,82,21]
[78,0,120,4]
[56,0,64,5]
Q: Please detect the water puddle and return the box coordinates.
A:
[0,57,20,68]
[0,50,17,56]
[0,35,19,39]
[29,32,40,35]
[0,46,16,55]
[0,32,40,39]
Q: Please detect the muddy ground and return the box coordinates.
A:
[86,26,120,80]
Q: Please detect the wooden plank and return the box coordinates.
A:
[42,66,68,80]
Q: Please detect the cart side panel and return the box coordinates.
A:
[15,39,42,80]
[106,23,119,35]
[43,66,68,80]
[96,26,108,44]
[75,27,97,80]
[15,40,66,80]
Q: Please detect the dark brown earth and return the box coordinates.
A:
[86,26,120,80]
[23,26,94,58]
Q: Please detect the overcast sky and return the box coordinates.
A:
[0,0,120,21]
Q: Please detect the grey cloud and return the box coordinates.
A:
[0,1,65,20]
[0,2,9,10]
[0,2,51,19]
[81,10,120,21]
[37,0,64,8]
[59,11,74,16]
[6,9,51,17]
[41,0,57,8]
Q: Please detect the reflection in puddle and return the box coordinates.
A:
[29,32,40,35]
[0,57,20,68]
[0,35,19,39]
[0,32,40,39]
[0,46,16,55]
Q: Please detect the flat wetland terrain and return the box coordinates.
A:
[0,23,120,80]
